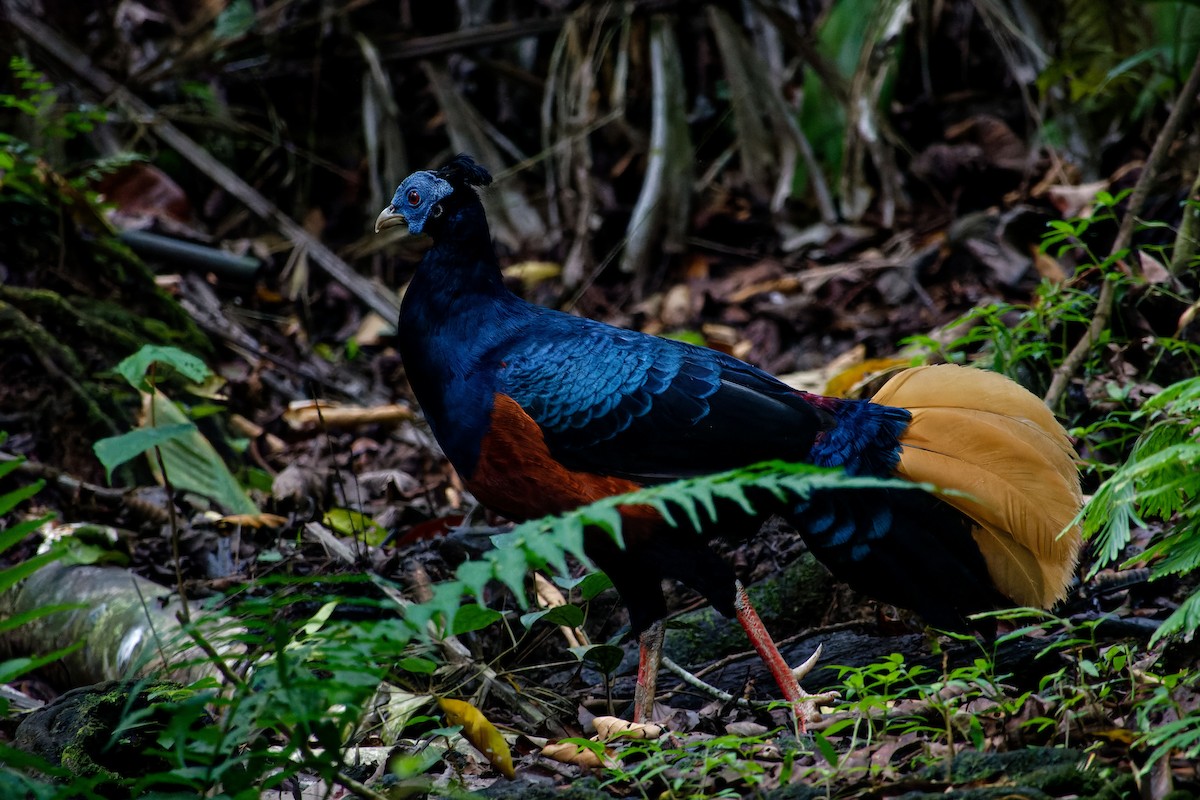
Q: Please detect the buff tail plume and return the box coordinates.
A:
[872,365,1083,609]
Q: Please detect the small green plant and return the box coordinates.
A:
[0,56,106,145]
[92,344,256,514]
[0,442,80,693]
[594,727,785,799]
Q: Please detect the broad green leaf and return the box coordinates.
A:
[0,512,51,554]
[404,581,465,635]
[140,391,257,515]
[812,732,840,767]
[520,603,584,630]
[452,604,502,634]
[214,0,256,39]
[0,549,64,594]
[0,456,24,481]
[553,571,613,601]
[0,641,84,684]
[456,560,495,602]
[94,423,195,483]
[114,345,211,391]
[300,601,339,635]
[0,603,81,634]
[524,529,571,576]
[568,644,624,675]
[323,508,388,546]
[0,479,44,517]
[491,546,531,604]
[397,657,437,675]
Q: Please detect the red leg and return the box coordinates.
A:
[733,580,811,731]
[633,620,664,723]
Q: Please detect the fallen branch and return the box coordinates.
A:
[4,5,401,324]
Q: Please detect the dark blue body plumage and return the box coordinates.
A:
[383,156,997,635]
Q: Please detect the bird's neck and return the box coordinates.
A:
[419,204,508,298]
[398,203,528,475]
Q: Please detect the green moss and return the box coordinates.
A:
[664,552,833,666]
[911,748,1137,800]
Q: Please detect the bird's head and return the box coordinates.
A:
[375,154,493,237]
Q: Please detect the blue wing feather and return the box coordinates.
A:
[495,308,830,482]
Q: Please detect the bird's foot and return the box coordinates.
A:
[733,580,826,733]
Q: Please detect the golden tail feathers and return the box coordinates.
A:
[872,365,1083,609]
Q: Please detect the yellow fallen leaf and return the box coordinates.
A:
[437,697,515,779]
[824,356,914,398]
[502,260,562,290]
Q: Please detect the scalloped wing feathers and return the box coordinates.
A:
[872,365,1083,608]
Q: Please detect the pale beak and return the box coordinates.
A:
[375,205,407,233]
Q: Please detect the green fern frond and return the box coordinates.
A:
[1152,588,1200,647]
[1083,375,1200,642]
[1139,520,1200,577]
[454,460,918,614]
[1140,375,1200,415]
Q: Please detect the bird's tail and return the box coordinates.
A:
[871,365,1083,609]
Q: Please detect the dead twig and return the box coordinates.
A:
[0,450,128,502]
[1043,48,1200,409]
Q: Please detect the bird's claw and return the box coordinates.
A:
[790,643,823,681]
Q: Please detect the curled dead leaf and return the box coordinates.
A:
[1032,249,1069,283]
[541,740,608,769]
[592,716,665,741]
[437,697,515,779]
[1138,251,1171,285]
[217,513,288,530]
[824,356,912,398]
[1045,180,1110,218]
[533,572,589,648]
[1177,298,1199,336]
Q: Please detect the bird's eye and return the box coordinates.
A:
[431,203,444,218]
[406,189,421,206]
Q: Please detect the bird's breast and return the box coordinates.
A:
[467,393,655,523]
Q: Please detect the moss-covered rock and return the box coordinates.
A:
[12,679,210,798]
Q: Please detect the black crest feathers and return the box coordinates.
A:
[435,154,493,189]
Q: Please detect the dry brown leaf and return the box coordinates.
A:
[541,740,609,769]
[1032,248,1069,282]
[592,715,665,741]
[660,283,693,329]
[533,572,589,648]
[217,513,288,529]
[823,356,912,398]
[1177,298,1199,336]
[1138,251,1171,285]
[437,697,516,779]
[777,344,867,395]
[353,312,395,346]
[726,275,803,304]
[1045,180,1110,218]
[94,162,198,233]
[701,324,752,360]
